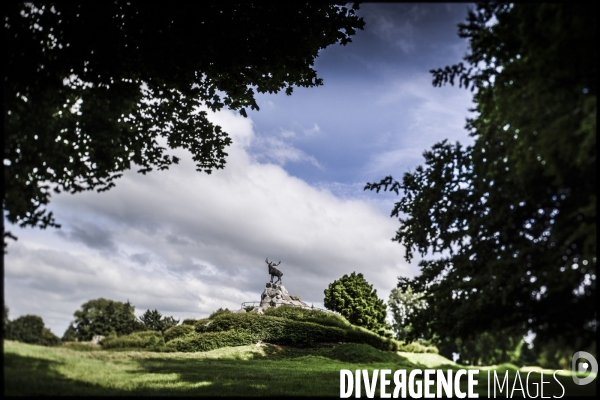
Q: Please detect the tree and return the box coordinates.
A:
[324,272,387,332]
[388,278,427,342]
[5,314,61,346]
[4,3,364,242]
[3,305,9,337]
[65,298,143,341]
[139,309,179,333]
[366,3,596,346]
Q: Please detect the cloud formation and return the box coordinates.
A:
[4,109,413,337]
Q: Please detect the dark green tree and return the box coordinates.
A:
[65,298,143,341]
[61,324,77,342]
[5,314,61,346]
[324,272,387,332]
[139,309,179,333]
[3,305,9,337]
[366,3,596,347]
[4,3,364,243]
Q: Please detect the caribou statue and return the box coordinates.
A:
[266,258,283,284]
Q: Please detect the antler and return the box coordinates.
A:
[265,258,281,266]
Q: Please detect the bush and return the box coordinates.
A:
[201,312,398,350]
[208,308,231,319]
[345,325,399,352]
[397,341,439,354]
[193,319,211,329]
[327,343,408,364]
[263,306,350,329]
[181,319,198,326]
[164,324,195,342]
[101,307,401,353]
[165,330,258,352]
[199,313,345,346]
[101,330,165,350]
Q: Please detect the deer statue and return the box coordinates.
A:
[266,258,283,284]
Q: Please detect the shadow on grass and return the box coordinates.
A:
[4,353,124,396]
[9,343,593,397]
[4,347,343,396]
[131,357,340,396]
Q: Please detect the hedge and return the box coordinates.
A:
[164,324,195,342]
[101,330,165,350]
[263,305,350,329]
[200,312,397,350]
[345,325,399,351]
[99,308,401,353]
[165,329,257,352]
[397,341,439,354]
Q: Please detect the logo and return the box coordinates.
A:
[572,351,597,385]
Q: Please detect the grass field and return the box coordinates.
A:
[4,340,596,397]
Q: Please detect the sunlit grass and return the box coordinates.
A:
[4,340,596,397]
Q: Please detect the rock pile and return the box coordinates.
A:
[259,282,309,308]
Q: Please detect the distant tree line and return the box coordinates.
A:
[4,305,60,346]
[3,300,179,346]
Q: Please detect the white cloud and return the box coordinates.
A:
[4,109,415,337]
[366,73,474,178]
[251,136,323,169]
[250,121,323,168]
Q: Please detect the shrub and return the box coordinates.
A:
[200,312,397,349]
[263,306,350,329]
[194,318,212,332]
[101,330,165,350]
[397,341,439,354]
[125,308,402,353]
[181,319,198,326]
[165,330,258,352]
[328,343,408,364]
[208,308,231,319]
[164,324,195,342]
[345,325,399,352]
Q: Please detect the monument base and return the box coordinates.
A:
[259,282,310,308]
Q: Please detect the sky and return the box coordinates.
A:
[4,3,477,337]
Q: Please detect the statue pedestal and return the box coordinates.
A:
[259,282,310,308]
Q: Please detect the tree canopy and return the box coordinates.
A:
[324,272,387,332]
[65,298,142,341]
[139,309,179,333]
[4,3,364,241]
[366,3,596,346]
[4,312,61,346]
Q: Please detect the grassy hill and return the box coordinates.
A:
[5,340,595,397]
[4,307,596,396]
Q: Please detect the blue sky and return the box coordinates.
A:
[4,3,476,337]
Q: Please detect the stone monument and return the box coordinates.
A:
[259,282,309,308]
[241,259,311,314]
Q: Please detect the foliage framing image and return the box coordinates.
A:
[366,3,596,347]
[4,3,364,241]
